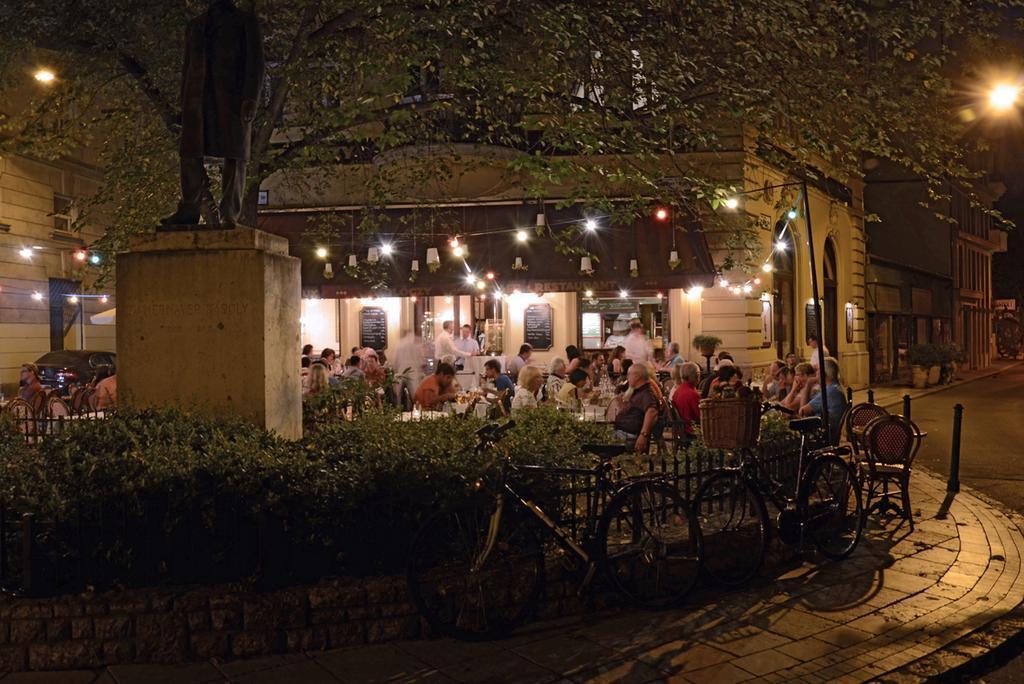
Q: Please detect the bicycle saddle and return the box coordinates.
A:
[584,444,631,460]
[789,416,822,433]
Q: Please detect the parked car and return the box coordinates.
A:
[34,350,116,394]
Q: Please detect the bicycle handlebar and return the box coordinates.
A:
[476,420,516,446]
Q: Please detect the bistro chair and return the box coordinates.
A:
[73,387,95,414]
[844,402,889,457]
[30,390,47,418]
[3,398,36,444]
[859,415,925,529]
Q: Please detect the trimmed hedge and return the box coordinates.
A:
[0,407,611,592]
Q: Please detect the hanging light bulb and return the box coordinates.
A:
[516,230,529,242]
[775,240,788,251]
[315,247,328,259]
[762,263,773,273]
[584,289,593,298]
[719,278,729,287]
[466,274,477,285]
[380,243,394,257]
[619,290,630,299]
[475,280,486,290]
[485,271,495,280]
[654,207,669,222]
[89,254,101,265]
[19,247,33,259]
[584,219,598,232]
[73,249,87,262]
[656,292,664,299]
[753,277,762,285]
[348,254,358,268]
[788,209,798,220]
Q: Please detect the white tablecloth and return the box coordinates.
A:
[462,356,506,375]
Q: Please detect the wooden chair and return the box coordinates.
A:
[844,402,889,457]
[3,398,36,443]
[860,415,924,529]
[46,395,71,436]
[30,390,47,418]
[74,387,95,414]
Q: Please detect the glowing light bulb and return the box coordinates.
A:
[516,230,528,242]
[89,254,101,265]
[753,277,762,285]
[34,69,56,84]
[990,83,1020,111]
[719,278,729,287]
[73,250,87,262]
[453,245,465,258]
[68,295,79,304]
[315,247,328,259]
[656,292,664,299]
[466,275,476,285]
[724,197,739,209]
[485,271,495,280]
[101,295,108,303]
[619,289,629,299]
[584,289,593,298]
[475,280,486,290]
[762,263,773,273]
[32,291,43,301]
[743,284,753,293]
[654,207,669,221]
[775,240,788,251]
[584,219,598,232]
[449,237,460,248]
[380,243,393,256]
[19,247,33,259]
[787,209,798,220]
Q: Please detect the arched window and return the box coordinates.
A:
[772,221,796,359]
[823,238,839,355]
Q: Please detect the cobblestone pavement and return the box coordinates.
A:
[10,466,1024,683]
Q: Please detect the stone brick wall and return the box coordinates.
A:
[0,575,425,671]
[0,568,598,671]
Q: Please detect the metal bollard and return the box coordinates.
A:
[867,388,875,404]
[903,394,911,421]
[947,404,964,494]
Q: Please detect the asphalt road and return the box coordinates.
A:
[906,363,1024,683]
[902,363,1024,512]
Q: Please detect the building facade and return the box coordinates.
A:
[259,134,870,388]
[0,153,115,398]
[864,160,1005,381]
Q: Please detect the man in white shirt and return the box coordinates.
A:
[807,334,829,370]
[623,321,652,364]
[392,332,426,408]
[454,324,480,356]
[435,320,473,365]
[506,344,533,382]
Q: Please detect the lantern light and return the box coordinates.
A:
[315,247,328,259]
[34,69,56,84]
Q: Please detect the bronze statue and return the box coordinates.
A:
[161,0,265,230]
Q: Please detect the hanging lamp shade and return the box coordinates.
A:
[669,250,679,263]
[426,247,440,266]
[348,254,357,268]
[536,212,546,229]
[580,256,593,273]
[367,247,380,263]
[323,263,334,279]
[411,259,420,272]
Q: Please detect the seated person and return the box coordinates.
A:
[708,364,741,397]
[510,365,544,415]
[483,359,515,410]
[671,362,701,441]
[800,357,847,444]
[414,363,458,409]
[18,363,43,402]
[340,355,366,380]
[556,368,590,410]
[94,366,118,409]
[613,364,661,454]
[781,362,817,411]
[771,366,793,401]
[546,358,567,398]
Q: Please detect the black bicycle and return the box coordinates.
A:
[407,421,700,640]
[693,405,863,586]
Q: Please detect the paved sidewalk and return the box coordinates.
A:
[851,359,1022,412]
[14,467,1024,683]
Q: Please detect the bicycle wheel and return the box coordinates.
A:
[406,498,544,640]
[693,470,768,586]
[801,455,863,560]
[598,479,700,609]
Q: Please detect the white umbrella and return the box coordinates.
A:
[91,307,116,325]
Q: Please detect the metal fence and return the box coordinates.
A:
[5,409,108,445]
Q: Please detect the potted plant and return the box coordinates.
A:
[692,334,723,357]
[939,343,965,384]
[907,343,936,389]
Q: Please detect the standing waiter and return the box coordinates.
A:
[161,0,265,229]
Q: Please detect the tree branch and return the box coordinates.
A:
[114,49,178,130]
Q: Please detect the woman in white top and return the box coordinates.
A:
[511,366,544,414]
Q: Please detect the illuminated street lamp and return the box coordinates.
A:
[989,83,1020,112]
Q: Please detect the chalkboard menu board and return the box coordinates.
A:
[805,302,819,342]
[360,307,388,350]
[524,303,553,351]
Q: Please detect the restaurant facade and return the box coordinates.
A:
[258,142,871,388]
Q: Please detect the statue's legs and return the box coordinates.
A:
[160,156,207,225]
[220,158,247,228]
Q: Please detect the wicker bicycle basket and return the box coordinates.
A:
[699,397,762,449]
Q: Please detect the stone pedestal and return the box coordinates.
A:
[117,228,302,439]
